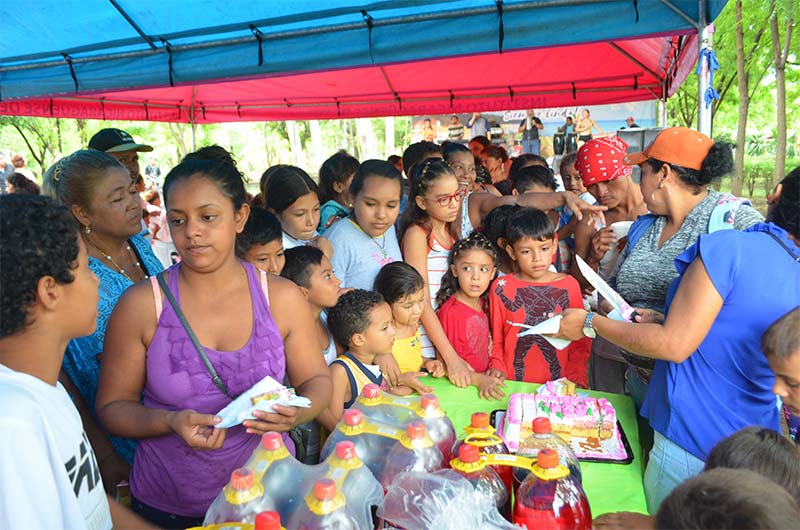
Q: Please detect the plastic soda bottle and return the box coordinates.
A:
[514,449,591,530]
[325,441,384,529]
[254,511,285,530]
[248,432,308,522]
[450,444,511,520]
[288,478,359,530]
[451,412,513,494]
[320,409,399,477]
[418,394,456,463]
[204,468,264,524]
[380,421,444,489]
[515,417,582,491]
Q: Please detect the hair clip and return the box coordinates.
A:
[52,158,66,182]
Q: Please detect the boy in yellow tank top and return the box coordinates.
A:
[318,289,433,431]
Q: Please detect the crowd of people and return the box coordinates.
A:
[1,123,798,529]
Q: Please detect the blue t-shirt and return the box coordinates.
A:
[642,223,800,460]
[62,235,164,463]
[318,200,350,235]
[326,216,402,290]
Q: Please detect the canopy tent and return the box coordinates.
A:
[0,1,726,123]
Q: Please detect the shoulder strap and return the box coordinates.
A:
[259,269,270,305]
[708,197,752,233]
[155,272,231,397]
[150,276,163,321]
[332,357,359,409]
[625,214,658,255]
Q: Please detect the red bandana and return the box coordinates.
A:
[575,136,632,186]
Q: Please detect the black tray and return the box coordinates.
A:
[490,409,634,465]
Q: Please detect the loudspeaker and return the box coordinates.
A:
[617,128,662,182]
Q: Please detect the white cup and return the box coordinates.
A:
[610,221,634,240]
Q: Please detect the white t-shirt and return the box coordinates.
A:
[0,364,112,530]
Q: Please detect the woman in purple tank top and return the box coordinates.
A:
[96,158,332,528]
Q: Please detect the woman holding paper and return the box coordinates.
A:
[552,166,800,513]
[96,158,331,528]
[610,128,760,406]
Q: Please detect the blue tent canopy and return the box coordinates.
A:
[0,1,726,121]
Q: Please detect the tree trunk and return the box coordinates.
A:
[308,120,324,173]
[385,117,395,158]
[733,0,748,196]
[770,3,792,186]
[355,118,378,159]
[286,120,303,166]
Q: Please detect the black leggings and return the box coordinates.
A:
[132,495,205,529]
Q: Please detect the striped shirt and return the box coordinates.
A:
[420,233,453,359]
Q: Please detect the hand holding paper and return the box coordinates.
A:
[509,315,572,350]
[216,375,311,429]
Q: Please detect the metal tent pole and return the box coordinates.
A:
[697,1,713,135]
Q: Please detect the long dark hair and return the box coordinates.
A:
[261,165,319,214]
[399,159,459,244]
[319,150,359,204]
[374,261,425,304]
[435,231,500,308]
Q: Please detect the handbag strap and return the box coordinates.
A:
[155,272,232,397]
[764,231,800,262]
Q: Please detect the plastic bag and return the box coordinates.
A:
[378,470,522,530]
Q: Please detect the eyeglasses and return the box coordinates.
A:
[426,188,466,207]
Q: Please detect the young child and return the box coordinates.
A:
[400,159,472,387]
[235,206,286,275]
[318,150,358,234]
[483,204,522,276]
[374,262,446,376]
[557,152,596,271]
[0,195,146,529]
[261,164,333,258]
[487,207,590,387]
[326,159,404,290]
[280,246,342,366]
[763,307,800,442]
[319,290,430,431]
[512,165,562,239]
[436,232,499,373]
[280,246,344,463]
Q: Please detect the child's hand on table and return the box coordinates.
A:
[423,359,446,378]
[473,373,507,401]
[391,371,434,395]
[484,368,506,380]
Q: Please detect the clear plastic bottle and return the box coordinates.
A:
[352,383,411,423]
[514,449,591,530]
[324,441,383,529]
[451,411,513,494]
[249,432,309,523]
[288,479,359,530]
[418,394,456,463]
[320,409,400,477]
[515,417,582,491]
[449,444,511,520]
[380,421,444,489]
[204,468,264,524]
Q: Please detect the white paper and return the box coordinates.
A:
[216,375,312,428]
[510,315,572,350]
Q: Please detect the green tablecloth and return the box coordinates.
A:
[426,377,648,516]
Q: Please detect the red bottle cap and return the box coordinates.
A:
[362,384,381,398]
[471,412,490,428]
[537,448,559,469]
[336,441,356,460]
[458,443,480,463]
[230,468,254,490]
[532,417,552,434]
[261,432,283,451]
[420,394,438,409]
[254,511,281,530]
[407,420,427,439]
[314,478,337,500]
[343,409,363,426]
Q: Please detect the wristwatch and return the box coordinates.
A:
[582,312,597,338]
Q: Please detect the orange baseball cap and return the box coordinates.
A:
[623,127,713,171]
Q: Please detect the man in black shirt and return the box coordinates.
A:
[517,109,544,155]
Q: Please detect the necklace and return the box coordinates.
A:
[85,237,147,281]
[348,219,389,262]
